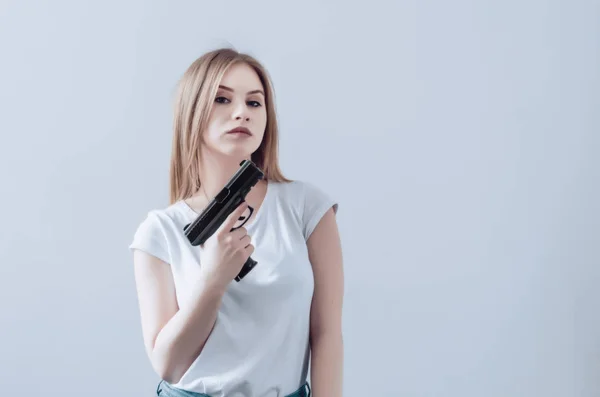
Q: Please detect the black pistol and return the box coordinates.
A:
[183,159,264,282]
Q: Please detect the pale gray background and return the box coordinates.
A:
[1,0,598,396]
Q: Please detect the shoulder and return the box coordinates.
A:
[273,179,338,240]
[128,202,188,264]
[132,202,184,235]
[274,179,336,206]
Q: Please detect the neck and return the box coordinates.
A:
[196,148,252,200]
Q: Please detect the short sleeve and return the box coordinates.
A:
[301,181,339,241]
[128,211,171,264]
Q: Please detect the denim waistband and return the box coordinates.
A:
[156,379,311,397]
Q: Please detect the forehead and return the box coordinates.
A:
[219,62,263,90]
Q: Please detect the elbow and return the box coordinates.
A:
[154,361,186,385]
[157,366,180,385]
[151,349,187,385]
[152,360,177,384]
[310,316,343,341]
[161,373,182,386]
[310,325,343,343]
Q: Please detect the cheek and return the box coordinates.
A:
[206,109,225,134]
[256,108,267,126]
[208,106,224,123]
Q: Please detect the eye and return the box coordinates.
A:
[215,96,230,104]
[247,101,262,107]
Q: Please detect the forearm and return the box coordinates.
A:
[310,331,344,397]
[152,278,226,383]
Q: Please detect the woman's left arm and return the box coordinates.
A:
[307,207,344,397]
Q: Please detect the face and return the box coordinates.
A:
[202,62,267,158]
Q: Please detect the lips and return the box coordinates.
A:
[226,126,252,136]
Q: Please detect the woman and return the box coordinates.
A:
[129,48,344,397]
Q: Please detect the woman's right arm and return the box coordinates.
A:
[131,202,252,384]
[132,250,226,384]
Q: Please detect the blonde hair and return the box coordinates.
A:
[169,48,292,204]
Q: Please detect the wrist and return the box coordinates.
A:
[196,271,229,296]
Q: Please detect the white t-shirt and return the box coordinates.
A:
[129,179,338,396]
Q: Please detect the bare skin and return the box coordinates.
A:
[132,61,344,394]
[133,62,268,383]
[185,59,269,227]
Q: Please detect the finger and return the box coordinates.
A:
[230,226,248,240]
[238,234,251,248]
[217,201,248,235]
[244,244,255,256]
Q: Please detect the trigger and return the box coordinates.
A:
[238,216,246,221]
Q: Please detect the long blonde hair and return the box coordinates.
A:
[169,48,292,204]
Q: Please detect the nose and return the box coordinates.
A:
[232,101,250,122]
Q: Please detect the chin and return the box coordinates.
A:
[206,137,261,159]
[219,146,258,159]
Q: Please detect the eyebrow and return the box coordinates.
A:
[218,85,265,96]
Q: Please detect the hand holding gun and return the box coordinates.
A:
[183,160,264,283]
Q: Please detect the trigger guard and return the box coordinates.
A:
[231,205,254,231]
